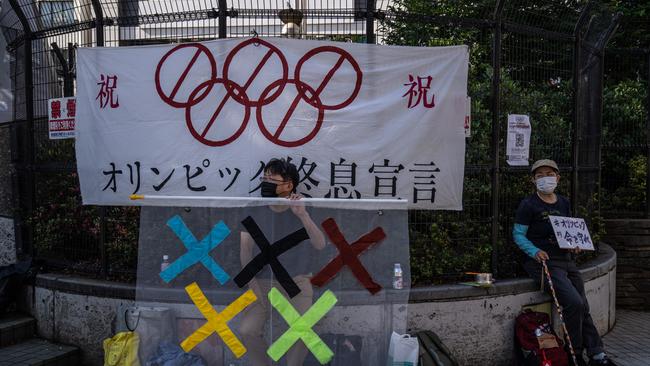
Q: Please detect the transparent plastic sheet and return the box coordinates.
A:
[134,200,410,365]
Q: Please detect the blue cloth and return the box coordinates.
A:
[512,224,539,258]
[160,215,231,284]
[145,341,206,366]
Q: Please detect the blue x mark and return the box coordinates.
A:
[160,215,231,284]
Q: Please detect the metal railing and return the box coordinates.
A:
[0,0,634,284]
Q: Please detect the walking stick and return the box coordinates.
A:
[541,260,579,366]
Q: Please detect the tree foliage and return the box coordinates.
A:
[382,0,641,285]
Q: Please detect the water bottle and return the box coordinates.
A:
[393,263,403,289]
[161,255,170,272]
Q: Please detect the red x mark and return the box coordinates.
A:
[311,218,386,295]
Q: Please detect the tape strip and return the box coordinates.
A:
[233,216,308,298]
[266,287,337,364]
[160,215,231,284]
[180,282,257,358]
[311,218,386,294]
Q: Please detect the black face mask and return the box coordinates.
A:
[260,181,278,197]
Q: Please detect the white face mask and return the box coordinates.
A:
[535,176,557,194]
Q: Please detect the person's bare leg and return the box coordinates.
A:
[285,276,314,366]
[239,280,272,366]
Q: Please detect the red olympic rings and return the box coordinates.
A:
[256,79,325,148]
[154,39,363,147]
[155,43,217,108]
[184,78,251,147]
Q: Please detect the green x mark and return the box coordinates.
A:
[266,288,338,364]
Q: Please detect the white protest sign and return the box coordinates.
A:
[48,97,76,139]
[506,114,531,166]
[548,215,595,251]
[75,38,469,209]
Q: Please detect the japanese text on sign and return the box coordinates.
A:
[100,157,440,204]
[48,97,76,140]
[549,215,595,251]
[75,38,469,209]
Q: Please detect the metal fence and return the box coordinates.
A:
[600,16,650,219]
[0,0,630,284]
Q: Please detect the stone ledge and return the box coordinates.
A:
[34,243,617,304]
[410,242,616,302]
[35,274,136,300]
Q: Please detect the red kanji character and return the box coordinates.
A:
[66,99,76,117]
[51,100,61,119]
[402,74,435,109]
[96,74,120,109]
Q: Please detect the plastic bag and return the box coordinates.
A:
[124,306,176,363]
[388,331,419,366]
[103,331,141,366]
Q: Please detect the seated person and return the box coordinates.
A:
[513,159,616,366]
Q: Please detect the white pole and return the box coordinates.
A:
[129,194,408,210]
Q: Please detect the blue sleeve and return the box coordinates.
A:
[513,224,540,258]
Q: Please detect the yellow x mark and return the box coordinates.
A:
[181,282,257,358]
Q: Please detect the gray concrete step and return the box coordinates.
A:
[0,338,80,366]
[0,313,35,347]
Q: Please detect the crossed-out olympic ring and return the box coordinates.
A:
[154,39,363,147]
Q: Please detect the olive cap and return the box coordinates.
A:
[530,159,559,173]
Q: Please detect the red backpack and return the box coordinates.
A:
[515,310,569,366]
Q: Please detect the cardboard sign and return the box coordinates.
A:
[548,215,595,251]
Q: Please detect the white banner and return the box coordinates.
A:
[75,38,468,209]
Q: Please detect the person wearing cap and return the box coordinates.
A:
[513,159,616,366]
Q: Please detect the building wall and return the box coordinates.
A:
[0,216,15,266]
[0,126,16,266]
[604,219,650,310]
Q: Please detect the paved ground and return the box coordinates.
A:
[602,309,650,366]
[0,338,79,366]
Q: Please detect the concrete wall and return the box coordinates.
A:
[407,261,617,365]
[20,278,136,364]
[22,286,135,364]
[22,244,617,366]
[604,219,650,310]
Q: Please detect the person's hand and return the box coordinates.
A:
[570,247,582,255]
[535,250,549,263]
[288,193,307,218]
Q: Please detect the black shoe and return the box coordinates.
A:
[588,355,617,366]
